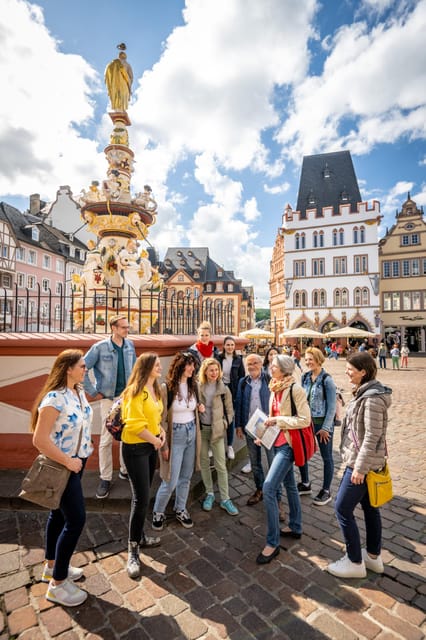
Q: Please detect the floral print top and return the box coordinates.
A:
[39,387,93,459]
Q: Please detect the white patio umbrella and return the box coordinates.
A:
[325,326,376,339]
[279,327,324,339]
[239,327,274,339]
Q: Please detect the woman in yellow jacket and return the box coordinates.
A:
[121,353,166,578]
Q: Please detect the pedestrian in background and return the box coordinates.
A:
[83,315,136,499]
[378,342,387,369]
[390,344,400,370]
[217,336,245,460]
[327,352,392,578]
[263,346,280,377]
[121,353,165,579]
[32,349,93,607]
[401,343,410,368]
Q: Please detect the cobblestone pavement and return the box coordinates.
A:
[0,358,425,639]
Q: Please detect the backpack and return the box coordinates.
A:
[321,373,345,426]
[104,397,125,441]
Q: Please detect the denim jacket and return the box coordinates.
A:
[301,368,336,433]
[83,337,136,399]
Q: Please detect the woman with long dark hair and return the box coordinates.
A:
[121,353,166,578]
[32,349,93,607]
[152,351,203,531]
[217,336,245,459]
[327,352,391,578]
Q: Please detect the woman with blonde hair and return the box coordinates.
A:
[121,353,166,578]
[31,349,93,607]
[188,321,219,370]
[197,358,239,516]
[297,347,337,506]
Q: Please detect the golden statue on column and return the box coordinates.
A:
[74,44,161,333]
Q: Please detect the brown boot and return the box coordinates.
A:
[247,489,263,506]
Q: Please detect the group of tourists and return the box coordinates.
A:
[29,316,392,607]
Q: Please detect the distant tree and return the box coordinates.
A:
[256,308,270,323]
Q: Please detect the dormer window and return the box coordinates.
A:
[307,190,316,206]
[217,270,223,277]
[176,250,182,256]
[323,164,331,179]
[194,271,199,279]
[32,226,39,242]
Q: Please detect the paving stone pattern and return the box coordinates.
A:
[0,358,425,639]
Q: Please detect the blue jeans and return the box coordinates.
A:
[335,466,382,563]
[122,442,157,543]
[45,458,87,581]
[263,443,302,547]
[299,422,334,491]
[245,435,282,501]
[379,356,386,369]
[153,420,196,514]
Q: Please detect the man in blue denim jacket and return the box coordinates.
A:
[84,315,136,498]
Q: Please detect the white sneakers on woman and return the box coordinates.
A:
[327,550,384,578]
[41,562,84,583]
[46,579,87,606]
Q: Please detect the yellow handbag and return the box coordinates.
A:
[366,462,393,508]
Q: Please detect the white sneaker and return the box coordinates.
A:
[227,446,235,460]
[326,554,366,578]
[241,461,252,474]
[362,548,384,574]
[46,579,87,606]
[41,562,84,583]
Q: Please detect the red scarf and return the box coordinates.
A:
[196,341,214,358]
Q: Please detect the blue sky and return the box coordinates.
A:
[1,0,425,305]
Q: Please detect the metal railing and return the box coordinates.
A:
[0,284,236,335]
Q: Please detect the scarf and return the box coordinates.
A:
[268,375,296,394]
[196,341,214,358]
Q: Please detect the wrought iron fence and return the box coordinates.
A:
[0,284,236,335]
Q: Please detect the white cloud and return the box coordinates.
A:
[0,0,103,200]
[263,182,290,195]
[277,1,426,159]
[243,197,261,222]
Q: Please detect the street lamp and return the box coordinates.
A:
[368,273,380,296]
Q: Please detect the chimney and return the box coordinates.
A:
[29,194,41,215]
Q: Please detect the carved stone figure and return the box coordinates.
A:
[104,44,133,112]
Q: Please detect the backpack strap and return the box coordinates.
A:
[289,383,297,417]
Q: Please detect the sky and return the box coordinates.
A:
[1,0,425,307]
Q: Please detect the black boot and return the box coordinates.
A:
[127,541,141,579]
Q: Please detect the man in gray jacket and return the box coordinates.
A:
[84,315,136,498]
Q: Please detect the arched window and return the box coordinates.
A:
[313,231,318,248]
[341,288,348,306]
[313,290,319,307]
[334,289,341,306]
[362,287,369,305]
[332,229,338,246]
[320,289,326,307]
[353,227,358,244]
[319,231,324,247]
[360,226,365,243]
[354,287,362,306]
[295,233,300,250]
[339,228,344,245]
[301,233,306,249]
[294,291,300,307]
[301,291,307,307]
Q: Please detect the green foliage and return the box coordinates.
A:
[256,308,270,322]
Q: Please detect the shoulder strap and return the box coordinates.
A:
[289,383,297,417]
[221,393,229,426]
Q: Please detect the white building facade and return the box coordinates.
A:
[280,151,381,336]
